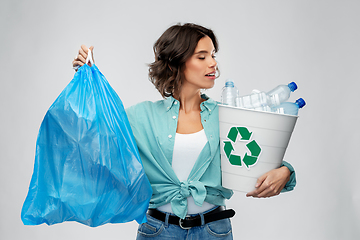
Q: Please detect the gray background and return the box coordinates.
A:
[1,0,359,239]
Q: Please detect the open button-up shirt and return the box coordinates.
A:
[126,95,296,219]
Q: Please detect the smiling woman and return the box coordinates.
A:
[72,22,296,240]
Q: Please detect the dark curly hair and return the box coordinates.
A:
[148,23,219,98]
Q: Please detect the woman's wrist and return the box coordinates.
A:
[280,166,291,180]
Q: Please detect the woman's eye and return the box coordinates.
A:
[199,57,205,60]
[212,55,216,59]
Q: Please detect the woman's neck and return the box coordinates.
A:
[174,88,204,114]
[174,86,205,134]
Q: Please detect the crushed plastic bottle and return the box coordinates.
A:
[236,82,298,108]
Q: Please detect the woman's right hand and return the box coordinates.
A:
[72,45,94,71]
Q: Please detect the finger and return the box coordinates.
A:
[246,185,264,197]
[247,180,270,198]
[246,176,266,197]
[257,179,273,196]
[247,186,266,198]
[78,48,88,60]
[72,60,84,67]
[256,185,280,198]
[247,175,267,197]
[77,54,86,64]
[255,174,266,188]
[81,44,89,53]
[73,55,86,65]
[257,179,284,198]
[246,189,257,197]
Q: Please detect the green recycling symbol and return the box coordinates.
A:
[223,126,262,169]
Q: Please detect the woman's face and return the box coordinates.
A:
[182,36,217,91]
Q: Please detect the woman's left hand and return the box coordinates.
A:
[246,166,290,198]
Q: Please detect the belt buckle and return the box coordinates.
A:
[179,218,192,230]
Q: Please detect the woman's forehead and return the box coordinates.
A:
[194,36,215,54]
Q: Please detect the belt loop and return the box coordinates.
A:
[200,212,205,226]
[164,212,170,228]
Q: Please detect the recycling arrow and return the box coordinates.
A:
[237,127,252,140]
[243,140,261,167]
[224,141,242,166]
[224,141,233,159]
[227,127,252,142]
[223,126,262,169]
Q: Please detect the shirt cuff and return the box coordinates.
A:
[280,161,296,192]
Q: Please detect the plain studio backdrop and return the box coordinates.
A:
[1,0,359,239]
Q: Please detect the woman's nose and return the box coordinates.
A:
[209,58,217,68]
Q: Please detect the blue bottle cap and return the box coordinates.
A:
[295,98,306,108]
[225,79,235,87]
[288,82,298,92]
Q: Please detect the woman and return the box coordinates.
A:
[73,23,295,240]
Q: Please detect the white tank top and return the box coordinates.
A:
[157,129,216,214]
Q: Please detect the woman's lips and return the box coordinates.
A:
[205,72,216,79]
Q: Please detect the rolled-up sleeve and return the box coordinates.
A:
[280,161,296,192]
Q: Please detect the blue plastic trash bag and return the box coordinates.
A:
[21,62,152,227]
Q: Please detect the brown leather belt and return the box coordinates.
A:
[147,206,235,229]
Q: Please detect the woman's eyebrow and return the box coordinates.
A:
[194,50,216,55]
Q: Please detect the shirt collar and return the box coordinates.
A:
[200,94,217,114]
[165,94,217,114]
[165,96,179,112]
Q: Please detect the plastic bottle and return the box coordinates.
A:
[236,82,298,108]
[251,105,272,112]
[271,98,306,115]
[221,79,239,106]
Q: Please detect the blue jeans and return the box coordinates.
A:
[136,207,233,239]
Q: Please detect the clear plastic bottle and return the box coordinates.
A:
[221,79,239,107]
[271,98,306,115]
[251,105,272,112]
[236,82,298,108]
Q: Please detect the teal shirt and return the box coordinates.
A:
[126,95,296,219]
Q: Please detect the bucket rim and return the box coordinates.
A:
[218,104,299,119]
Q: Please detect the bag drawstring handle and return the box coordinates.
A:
[85,48,94,66]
